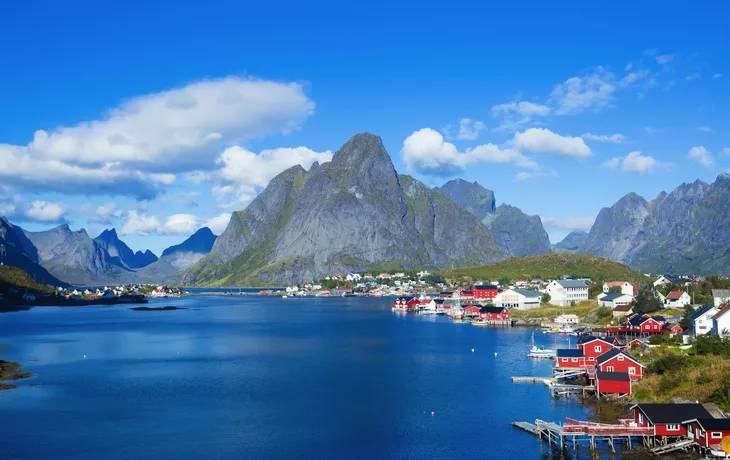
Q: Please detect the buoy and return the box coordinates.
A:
[83,354,86,359]
[431,411,435,416]
[494,352,497,356]
[471,348,474,353]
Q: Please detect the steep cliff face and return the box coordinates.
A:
[580,175,730,275]
[437,180,552,257]
[157,227,217,271]
[554,231,588,253]
[94,229,158,269]
[21,224,132,285]
[183,133,506,286]
[0,217,64,286]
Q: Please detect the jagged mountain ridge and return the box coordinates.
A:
[554,230,588,253]
[436,179,552,257]
[0,217,65,286]
[183,133,507,286]
[95,229,158,269]
[579,174,730,275]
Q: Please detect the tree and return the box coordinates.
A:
[588,283,604,299]
[608,286,623,294]
[679,305,696,331]
[541,293,551,304]
[631,286,663,315]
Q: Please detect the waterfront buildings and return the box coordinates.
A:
[545,280,588,306]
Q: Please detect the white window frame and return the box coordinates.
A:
[607,366,614,372]
[589,357,595,361]
[667,424,680,431]
[628,367,636,375]
[711,432,723,439]
[638,413,643,424]
[594,345,601,352]
[618,355,625,361]
[571,358,578,363]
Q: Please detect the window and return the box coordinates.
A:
[618,355,625,361]
[711,432,723,439]
[571,358,578,363]
[638,413,643,424]
[607,366,614,372]
[667,424,680,431]
[629,367,636,375]
[594,346,601,352]
[589,357,595,361]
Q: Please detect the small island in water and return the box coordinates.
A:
[0,360,33,391]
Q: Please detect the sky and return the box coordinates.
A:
[1,0,729,255]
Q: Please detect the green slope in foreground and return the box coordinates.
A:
[0,265,55,294]
[443,253,649,284]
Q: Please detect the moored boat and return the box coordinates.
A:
[528,331,556,358]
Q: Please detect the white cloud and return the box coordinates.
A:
[94,202,123,224]
[656,54,674,65]
[723,148,730,155]
[688,146,714,167]
[548,67,616,115]
[686,73,701,81]
[621,151,671,174]
[511,128,591,158]
[184,170,209,184]
[25,201,67,222]
[149,173,176,185]
[491,101,551,117]
[696,126,712,133]
[160,214,201,236]
[581,133,627,144]
[214,145,332,206]
[602,157,621,169]
[455,118,486,140]
[619,69,650,87]
[401,128,537,176]
[120,211,163,236]
[713,73,723,79]
[204,213,231,235]
[541,216,595,231]
[514,172,532,181]
[0,77,314,199]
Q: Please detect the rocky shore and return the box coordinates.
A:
[0,360,33,391]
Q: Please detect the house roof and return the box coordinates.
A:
[595,371,630,382]
[690,305,717,321]
[604,281,628,288]
[512,288,542,298]
[712,305,730,320]
[683,418,730,430]
[633,403,712,425]
[557,314,579,320]
[596,348,643,366]
[577,335,613,346]
[658,275,683,284]
[613,304,634,312]
[666,290,686,300]
[479,306,506,314]
[556,349,584,358]
[600,292,629,302]
[663,322,681,331]
[474,285,498,290]
[711,289,730,299]
[652,315,666,322]
[556,280,588,288]
[628,314,657,327]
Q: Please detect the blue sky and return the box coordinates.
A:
[1,0,729,254]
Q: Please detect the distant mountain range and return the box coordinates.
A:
[0,218,217,286]
[553,231,588,253]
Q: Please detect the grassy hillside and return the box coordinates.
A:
[0,265,55,294]
[443,253,649,284]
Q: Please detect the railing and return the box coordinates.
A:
[562,418,654,435]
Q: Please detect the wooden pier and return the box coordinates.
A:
[511,376,553,383]
[512,417,654,453]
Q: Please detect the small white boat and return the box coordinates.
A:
[282,295,288,299]
[528,331,556,359]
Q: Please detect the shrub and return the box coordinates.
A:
[649,353,687,375]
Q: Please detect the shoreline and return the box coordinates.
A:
[0,360,34,391]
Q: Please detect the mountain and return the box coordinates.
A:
[21,224,133,285]
[580,174,730,275]
[183,133,506,286]
[436,179,552,257]
[444,253,648,284]
[554,231,588,253]
[94,229,158,269]
[159,227,217,271]
[0,217,64,286]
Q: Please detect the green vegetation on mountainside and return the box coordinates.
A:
[443,253,648,284]
[0,265,54,294]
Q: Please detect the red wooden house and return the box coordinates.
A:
[595,371,632,396]
[555,349,586,368]
[632,404,712,437]
[596,349,644,380]
[460,290,474,300]
[473,285,498,300]
[393,297,419,311]
[463,305,481,318]
[478,306,509,321]
[626,314,665,334]
[628,338,647,349]
[663,322,683,336]
[439,291,454,299]
[682,418,730,448]
[577,336,616,364]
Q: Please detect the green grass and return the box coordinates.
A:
[442,253,649,284]
[0,265,54,295]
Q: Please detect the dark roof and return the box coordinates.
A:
[596,348,643,366]
[660,275,683,284]
[395,296,415,301]
[690,305,715,321]
[600,292,627,301]
[439,291,453,295]
[578,335,613,346]
[628,315,657,327]
[613,304,634,312]
[634,403,712,424]
[683,418,730,431]
[595,371,630,382]
[556,349,584,358]
[479,306,506,313]
[652,315,666,322]
[474,285,498,290]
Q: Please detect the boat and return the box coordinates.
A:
[282,295,288,299]
[528,331,556,358]
[556,325,576,335]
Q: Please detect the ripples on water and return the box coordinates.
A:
[0,297,640,459]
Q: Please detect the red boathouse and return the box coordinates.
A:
[473,285,498,300]
[595,371,631,396]
[596,349,644,380]
[632,403,712,437]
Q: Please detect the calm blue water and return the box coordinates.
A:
[184,287,285,293]
[0,297,627,459]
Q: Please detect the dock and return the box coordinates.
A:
[511,376,553,383]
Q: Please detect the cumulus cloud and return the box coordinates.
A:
[581,133,627,144]
[602,157,621,169]
[446,118,486,140]
[688,146,714,167]
[119,210,231,236]
[0,196,69,223]
[213,145,332,206]
[511,128,591,158]
[491,101,551,117]
[401,128,537,176]
[94,202,124,224]
[541,216,595,231]
[602,152,670,173]
[25,201,67,222]
[548,67,616,115]
[0,77,314,198]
